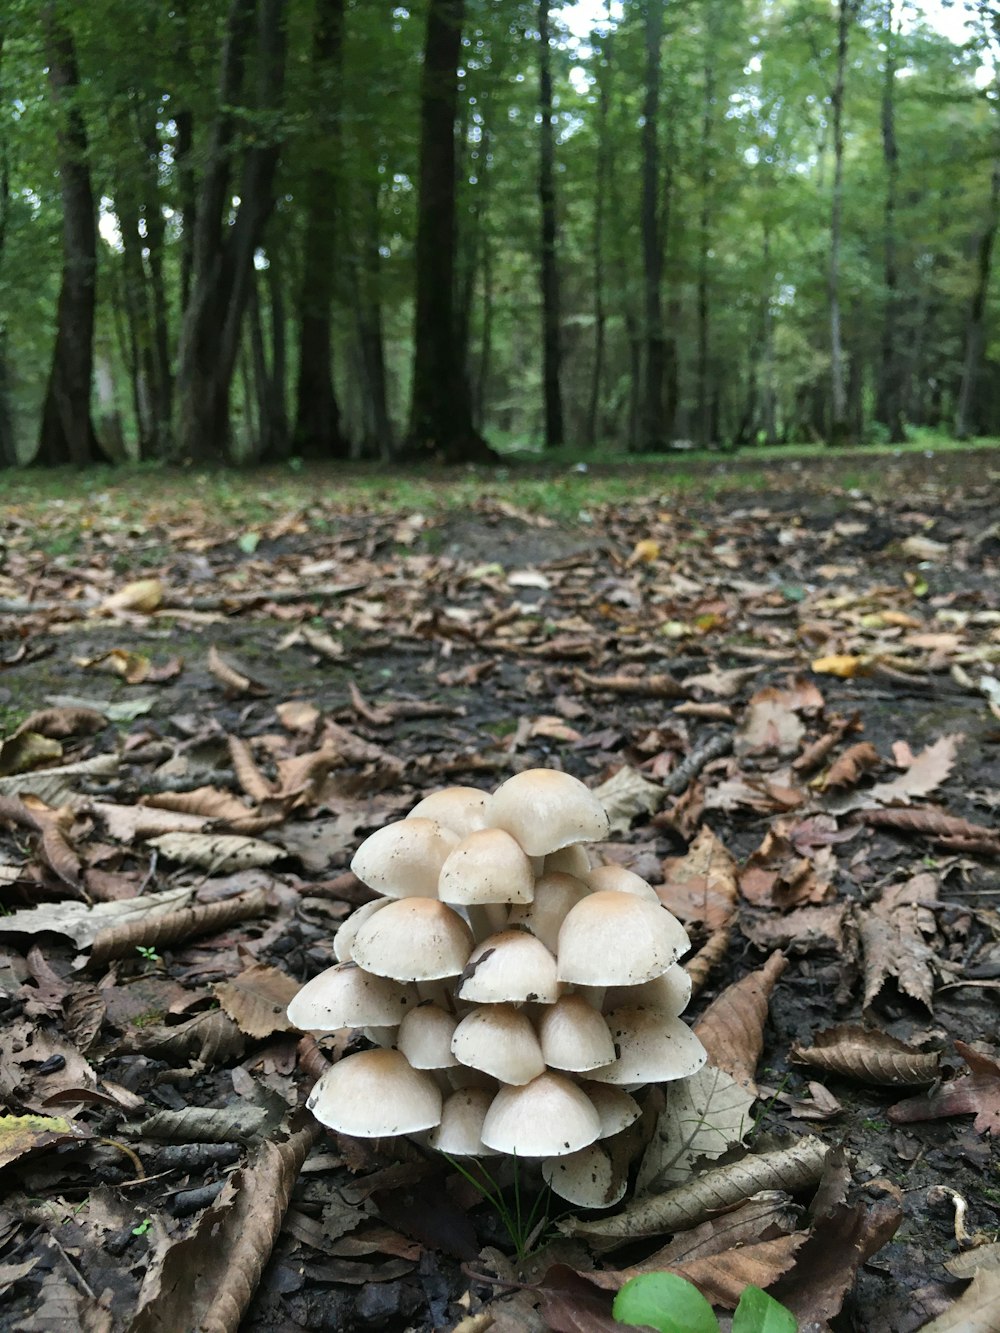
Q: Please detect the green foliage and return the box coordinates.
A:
[443,1153,557,1260]
[612,1273,797,1333]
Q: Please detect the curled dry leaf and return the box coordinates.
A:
[945,1242,1000,1280]
[694,951,788,1093]
[14,706,107,739]
[0,884,195,948]
[125,1007,247,1067]
[0,752,119,804]
[575,670,687,699]
[661,825,738,931]
[146,832,284,873]
[888,1040,1000,1137]
[135,1104,276,1144]
[820,741,881,790]
[0,731,63,776]
[88,888,268,966]
[208,644,269,697]
[860,872,941,1012]
[564,1136,829,1246]
[590,765,667,833]
[144,786,255,822]
[861,806,1000,851]
[791,1024,941,1088]
[0,1113,90,1169]
[101,577,165,614]
[735,684,810,758]
[228,735,276,801]
[683,926,732,998]
[830,733,963,813]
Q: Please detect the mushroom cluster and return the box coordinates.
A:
[289,769,706,1208]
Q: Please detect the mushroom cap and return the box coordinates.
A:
[585,863,661,903]
[538,995,616,1072]
[542,1142,626,1208]
[544,845,592,878]
[407,786,490,838]
[351,818,459,898]
[429,1088,495,1156]
[287,961,418,1032]
[557,892,690,986]
[480,1072,602,1157]
[451,1004,545,1085]
[438,828,535,906]
[397,1003,459,1069]
[507,872,591,954]
[488,769,610,856]
[587,1005,708,1085]
[604,963,693,1017]
[457,929,560,1004]
[352,898,475,981]
[575,1081,643,1138]
[334,898,390,963]
[306,1048,442,1136]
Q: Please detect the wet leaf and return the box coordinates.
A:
[888,1040,1000,1136]
[792,1024,941,1087]
[917,1269,1000,1332]
[694,952,788,1093]
[0,1113,89,1168]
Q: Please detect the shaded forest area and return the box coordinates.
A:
[3,0,1000,468]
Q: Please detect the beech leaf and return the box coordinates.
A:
[636,1063,756,1193]
[792,1024,941,1087]
[694,951,788,1093]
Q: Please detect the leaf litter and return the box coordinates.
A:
[0,469,998,1330]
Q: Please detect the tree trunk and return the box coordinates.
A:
[538,0,564,448]
[403,0,493,462]
[584,6,612,450]
[0,32,15,465]
[695,15,715,447]
[176,0,288,464]
[351,178,394,459]
[955,155,1000,439]
[638,0,665,453]
[827,0,852,445]
[876,0,905,443]
[37,5,99,466]
[293,0,347,459]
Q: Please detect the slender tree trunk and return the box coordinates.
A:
[876,0,905,442]
[761,223,777,446]
[403,0,492,462]
[538,0,564,448]
[0,32,15,465]
[638,0,665,452]
[827,0,852,445]
[695,14,715,447]
[955,153,1000,439]
[352,177,394,458]
[293,0,346,459]
[176,0,288,464]
[585,8,612,450]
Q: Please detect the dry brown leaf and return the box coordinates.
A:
[126,1007,246,1067]
[88,888,268,966]
[694,951,788,1093]
[739,830,835,910]
[74,647,153,684]
[683,926,732,998]
[0,1113,91,1169]
[660,825,738,930]
[888,1040,1000,1136]
[135,1104,275,1143]
[275,744,340,798]
[146,832,284,873]
[683,664,762,698]
[635,1063,756,1193]
[736,686,807,757]
[14,706,107,738]
[917,1269,1000,1332]
[144,786,254,822]
[275,700,322,733]
[740,903,848,955]
[0,753,119,804]
[662,1233,808,1309]
[0,731,63,775]
[575,670,687,699]
[564,1136,828,1245]
[227,735,276,801]
[39,823,82,889]
[214,963,300,1039]
[133,1121,317,1333]
[945,1242,1000,1279]
[861,805,1000,849]
[208,645,269,697]
[0,884,195,948]
[101,577,165,614]
[860,873,941,1012]
[832,733,963,813]
[792,1024,941,1087]
[820,741,881,790]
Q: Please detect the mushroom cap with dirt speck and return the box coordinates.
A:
[488,769,610,856]
[480,1072,602,1157]
[575,1081,642,1138]
[397,1003,459,1069]
[604,963,693,1017]
[556,891,690,986]
[333,898,390,963]
[407,786,490,839]
[450,1003,545,1085]
[438,828,535,905]
[286,961,418,1033]
[507,872,591,954]
[352,897,475,981]
[457,928,560,1004]
[537,994,616,1072]
[350,818,460,898]
[587,1005,708,1085]
[429,1088,495,1156]
[306,1048,442,1136]
[542,1142,626,1208]
[585,863,661,903]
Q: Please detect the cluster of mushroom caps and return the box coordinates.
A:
[288,769,706,1209]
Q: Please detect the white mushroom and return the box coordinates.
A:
[537,995,616,1072]
[457,929,560,1004]
[585,863,661,903]
[451,1004,545,1085]
[480,1072,602,1157]
[407,786,490,838]
[575,1081,643,1138]
[287,961,418,1033]
[557,892,690,986]
[542,1142,627,1208]
[429,1088,495,1156]
[351,818,459,897]
[397,1003,459,1069]
[488,769,610,856]
[507,872,590,954]
[604,963,693,1017]
[352,898,475,981]
[334,898,390,963]
[306,1048,442,1135]
[438,828,535,905]
[587,1006,708,1085]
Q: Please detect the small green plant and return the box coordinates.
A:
[443,1153,557,1261]
[135,945,161,964]
[131,1218,152,1237]
[613,1272,797,1333]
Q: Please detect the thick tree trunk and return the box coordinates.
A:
[351,178,394,459]
[538,0,564,448]
[955,156,1000,440]
[293,0,347,459]
[827,0,852,445]
[638,0,666,452]
[403,0,493,462]
[176,0,288,464]
[876,0,906,443]
[695,22,715,447]
[37,6,99,466]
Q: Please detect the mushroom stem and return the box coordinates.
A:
[575,984,606,1011]
[466,904,507,942]
[416,978,456,1011]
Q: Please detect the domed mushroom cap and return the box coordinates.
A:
[352,898,475,981]
[351,819,459,898]
[538,994,616,1072]
[451,1004,545,1085]
[407,786,490,838]
[542,1142,626,1208]
[575,1081,642,1138]
[488,769,610,857]
[438,828,535,906]
[605,963,693,1017]
[507,872,590,954]
[457,929,560,1004]
[334,898,390,963]
[585,864,661,903]
[588,1005,707,1085]
[544,845,592,878]
[557,892,690,986]
[481,1072,602,1157]
[429,1088,495,1156]
[306,1048,442,1136]
[397,1003,458,1069]
[287,961,418,1033]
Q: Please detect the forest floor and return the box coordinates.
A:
[0,446,998,1332]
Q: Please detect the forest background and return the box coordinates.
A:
[3,0,1000,471]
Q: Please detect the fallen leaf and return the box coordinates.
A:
[591,766,666,833]
[214,963,300,1039]
[208,644,269,697]
[820,741,881,790]
[635,1063,756,1194]
[792,1025,941,1087]
[694,952,788,1093]
[917,1268,1000,1331]
[860,873,941,1012]
[146,832,284,873]
[660,826,738,930]
[0,1113,90,1168]
[888,1040,1000,1136]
